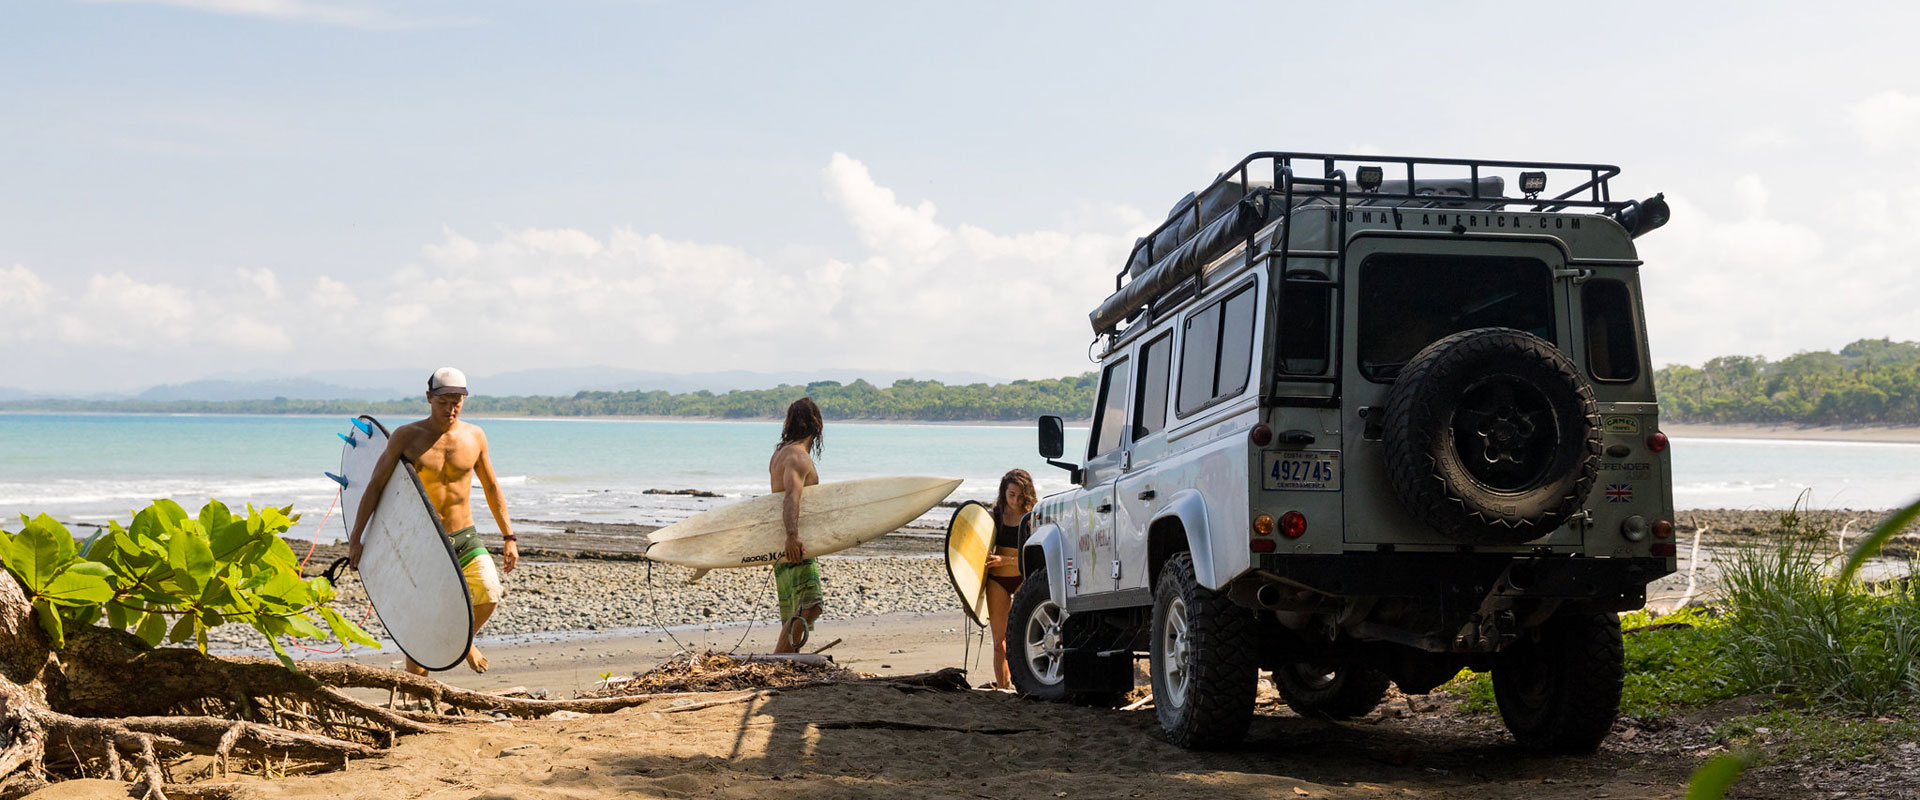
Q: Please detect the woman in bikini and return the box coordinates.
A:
[982,468,1037,690]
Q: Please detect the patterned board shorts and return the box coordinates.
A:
[774,558,823,622]
[447,526,504,606]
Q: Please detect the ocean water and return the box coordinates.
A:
[2,414,1917,539]
[0,413,1090,538]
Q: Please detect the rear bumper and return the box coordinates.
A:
[1253,552,1674,607]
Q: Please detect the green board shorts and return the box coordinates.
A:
[774,558,823,623]
[447,526,503,606]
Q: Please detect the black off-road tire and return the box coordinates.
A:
[1492,612,1625,753]
[1382,327,1600,545]
[1270,663,1392,720]
[1150,552,1259,749]
[1006,574,1071,702]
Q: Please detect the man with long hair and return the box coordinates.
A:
[768,397,825,653]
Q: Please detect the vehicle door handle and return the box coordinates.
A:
[1137,490,1156,501]
[1096,503,1113,514]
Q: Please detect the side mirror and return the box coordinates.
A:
[1037,416,1084,483]
[1038,415,1065,459]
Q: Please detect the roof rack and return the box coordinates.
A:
[1091,151,1652,337]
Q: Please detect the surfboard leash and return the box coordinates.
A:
[289,488,377,656]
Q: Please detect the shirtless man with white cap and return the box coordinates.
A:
[346,367,519,673]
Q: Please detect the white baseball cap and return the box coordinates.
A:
[427,367,469,396]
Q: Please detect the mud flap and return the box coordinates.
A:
[1064,649,1134,694]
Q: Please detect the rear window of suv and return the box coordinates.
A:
[1583,279,1640,382]
[1358,254,1554,382]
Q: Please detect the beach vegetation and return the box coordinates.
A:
[1,500,375,666]
[0,373,1101,421]
[1657,337,1920,426]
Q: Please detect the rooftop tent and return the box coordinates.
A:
[1130,178,1275,278]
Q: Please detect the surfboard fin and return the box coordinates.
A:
[686,568,710,584]
[350,418,373,436]
[324,472,349,488]
[338,432,357,446]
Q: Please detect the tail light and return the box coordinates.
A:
[1253,515,1274,536]
[1251,538,1277,553]
[1279,511,1307,539]
[1646,432,1669,453]
[1250,424,1273,447]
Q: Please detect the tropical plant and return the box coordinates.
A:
[1,499,375,666]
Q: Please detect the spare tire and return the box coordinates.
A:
[1382,328,1599,545]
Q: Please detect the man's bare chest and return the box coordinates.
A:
[408,435,478,477]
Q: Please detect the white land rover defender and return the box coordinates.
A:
[1011,152,1677,753]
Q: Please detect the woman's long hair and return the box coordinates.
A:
[778,397,824,457]
[990,468,1037,522]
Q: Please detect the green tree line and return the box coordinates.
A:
[0,375,1100,422]
[1657,338,1920,426]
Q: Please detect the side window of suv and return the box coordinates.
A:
[1089,356,1131,458]
[1583,279,1640,382]
[1177,281,1258,416]
[1134,333,1172,439]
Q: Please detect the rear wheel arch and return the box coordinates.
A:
[1147,517,1189,594]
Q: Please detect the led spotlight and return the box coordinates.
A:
[1519,171,1548,196]
[1356,166,1383,192]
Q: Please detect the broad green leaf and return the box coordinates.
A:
[167,613,196,644]
[41,569,113,606]
[106,601,130,630]
[127,508,164,552]
[211,519,256,563]
[197,500,233,539]
[261,536,300,569]
[151,499,190,531]
[65,562,113,580]
[32,598,64,649]
[282,613,326,640]
[8,515,76,593]
[0,532,37,590]
[166,527,215,594]
[1840,494,1920,583]
[259,614,290,636]
[23,514,75,565]
[1686,754,1749,800]
[255,621,297,670]
[135,611,167,647]
[252,569,309,606]
[72,605,102,628]
[320,607,379,648]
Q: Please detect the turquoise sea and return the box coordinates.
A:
[3,413,1919,539]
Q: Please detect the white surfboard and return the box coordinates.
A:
[645,476,962,572]
[332,416,473,672]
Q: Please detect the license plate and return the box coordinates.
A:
[1262,450,1340,491]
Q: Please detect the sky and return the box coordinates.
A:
[1,1,1916,393]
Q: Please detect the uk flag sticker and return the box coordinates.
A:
[1605,483,1634,503]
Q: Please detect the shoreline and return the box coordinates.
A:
[9,409,1920,441]
[1663,421,1920,444]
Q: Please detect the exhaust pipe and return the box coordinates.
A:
[1255,583,1285,608]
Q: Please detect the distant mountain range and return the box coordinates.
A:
[4,366,1010,403]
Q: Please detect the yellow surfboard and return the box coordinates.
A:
[944,501,995,627]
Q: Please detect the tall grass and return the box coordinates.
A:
[1717,510,1920,716]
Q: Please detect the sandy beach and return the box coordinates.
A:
[1665,421,1920,444]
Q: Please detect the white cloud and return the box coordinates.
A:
[1849,90,1920,151]
[82,0,478,30]
[42,153,1125,380]
[1638,172,1920,367]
